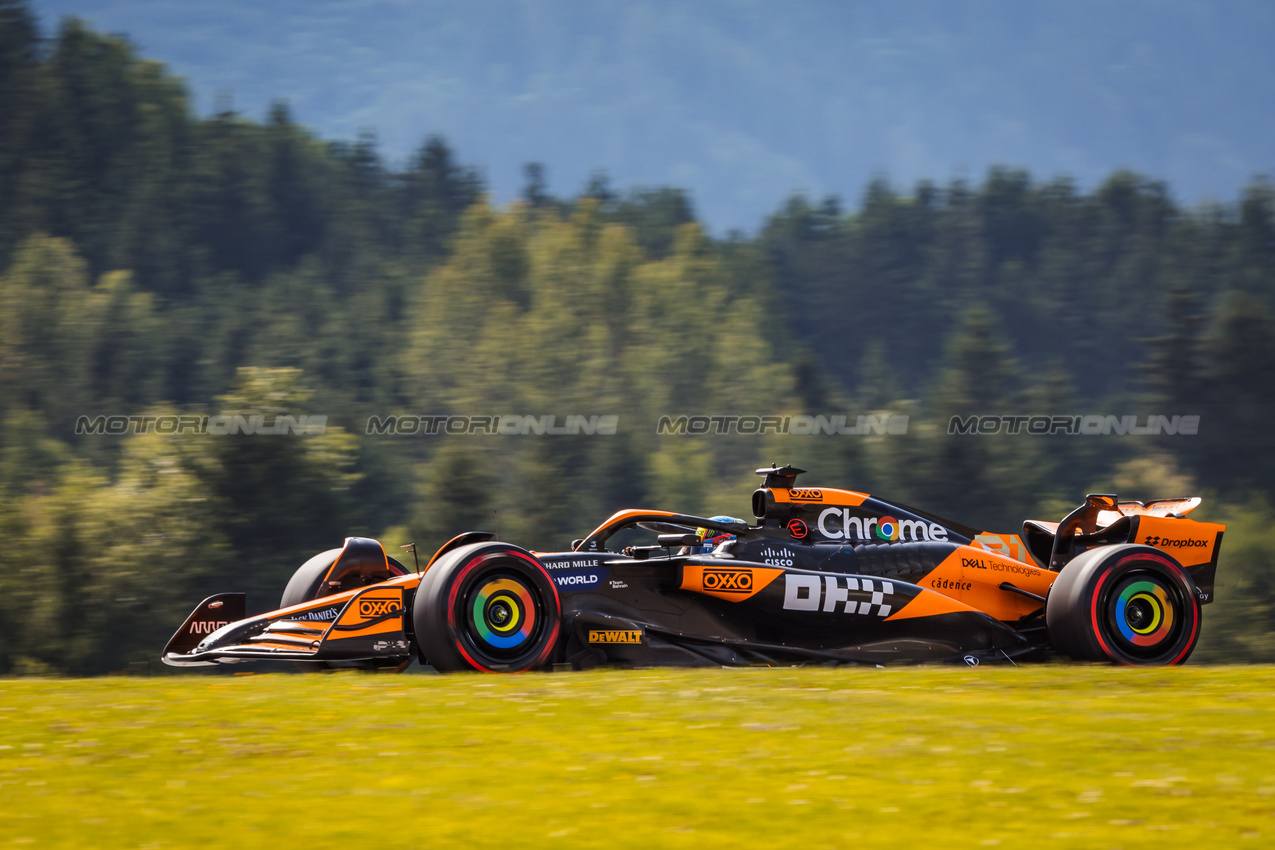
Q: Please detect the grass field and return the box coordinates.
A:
[3,666,1274,848]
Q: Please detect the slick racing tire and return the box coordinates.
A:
[1046,544,1201,666]
[413,542,561,673]
[280,544,409,671]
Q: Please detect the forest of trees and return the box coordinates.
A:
[1,1,1274,673]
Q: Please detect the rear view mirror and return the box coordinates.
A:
[1086,494,1118,509]
[658,533,701,547]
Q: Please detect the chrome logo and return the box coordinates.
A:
[874,516,900,542]
[1115,579,1175,646]
[471,577,537,649]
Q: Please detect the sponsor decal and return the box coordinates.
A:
[682,564,784,601]
[188,620,229,635]
[964,655,980,667]
[787,518,809,539]
[553,570,606,589]
[973,532,1030,564]
[790,488,823,502]
[931,578,971,591]
[759,546,796,567]
[703,568,756,593]
[609,580,629,589]
[962,557,987,570]
[588,629,643,644]
[544,558,600,571]
[372,639,411,653]
[357,598,401,618]
[1143,536,1207,549]
[782,574,894,617]
[817,508,948,543]
[292,606,341,622]
[985,560,1040,577]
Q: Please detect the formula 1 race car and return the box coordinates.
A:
[162,465,1225,671]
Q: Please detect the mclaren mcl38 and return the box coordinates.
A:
[163,466,1224,671]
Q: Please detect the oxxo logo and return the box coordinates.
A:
[817,508,948,543]
[1144,536,1207,549]
[358,598,401,618]
[703,568,754,593]
[188,620,228,635]
[790,488,823,502]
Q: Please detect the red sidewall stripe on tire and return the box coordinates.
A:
[445,550,561,673]
[1089,552,1197,665]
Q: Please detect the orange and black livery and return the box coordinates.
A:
[163,465,1224,671]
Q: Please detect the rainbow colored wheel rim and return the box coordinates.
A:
[1111,576,1176,648]
[470,576,538,651]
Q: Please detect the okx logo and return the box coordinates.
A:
[782,574,895,617]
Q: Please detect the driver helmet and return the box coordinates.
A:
[692,516,747,553]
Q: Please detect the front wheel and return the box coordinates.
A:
[1046,544,1201,665]
[413,542,561,673]
[280,538,409,671]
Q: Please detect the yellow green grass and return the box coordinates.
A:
[3,666,1274,848]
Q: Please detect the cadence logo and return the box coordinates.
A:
[702,568,754,593]
[588,629,643,644]
[817,508,948,542]
[358,598,401,618]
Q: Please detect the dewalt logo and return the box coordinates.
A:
[702,568,754,593]
[588,630,643,644]
[357,598,402,618]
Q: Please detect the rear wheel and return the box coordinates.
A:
[1046,544,1201,665]
[413,542,561,673]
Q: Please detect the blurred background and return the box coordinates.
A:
[0,0,1272,673]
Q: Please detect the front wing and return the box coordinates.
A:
[163,582,414,667]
